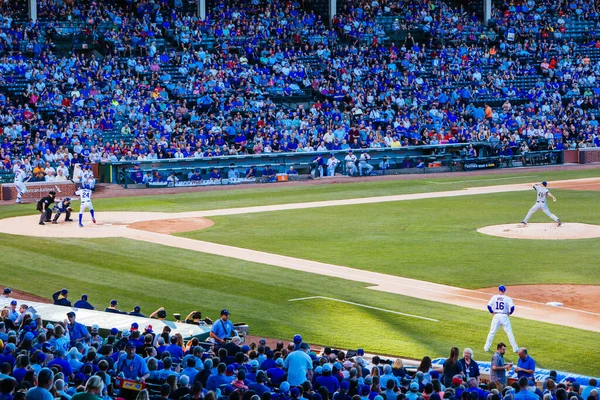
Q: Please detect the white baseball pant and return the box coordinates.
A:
[14,181,27,201]
[80,201,93,213]
[485,313,518,352]
[523,202,559,223]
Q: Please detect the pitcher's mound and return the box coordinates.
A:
[477,223,600,240]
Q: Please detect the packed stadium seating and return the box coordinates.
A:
[1,0,599,187]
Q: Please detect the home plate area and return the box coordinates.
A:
[477,223,600,240]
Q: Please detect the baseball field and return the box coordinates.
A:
[1,167,600,375]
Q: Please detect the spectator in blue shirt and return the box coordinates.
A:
[515,348,535,379]
[514,377,539,400]
[206,363,232,391]
[315,363,339,394]
[165,336,184,362]
[116,343,150,382]
[25,368,54,400]
[210,309,234,349]
[284,342,313,386]
[66,312,90,346]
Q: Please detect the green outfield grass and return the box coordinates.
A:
[180,189,600,288]
[0,233,598,374]
[1,168,598,220]
[1,167,599,375]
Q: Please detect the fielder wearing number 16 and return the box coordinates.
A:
[484,285,519,353]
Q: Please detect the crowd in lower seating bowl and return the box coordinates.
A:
[0,288,597,400]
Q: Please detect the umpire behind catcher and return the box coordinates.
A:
[37,190,56,225]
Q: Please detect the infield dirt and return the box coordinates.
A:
[1,177,599,332]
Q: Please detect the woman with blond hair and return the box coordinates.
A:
[392,358,407,378]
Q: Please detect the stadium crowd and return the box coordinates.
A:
[2,0,600,184]
[0,286,598,400]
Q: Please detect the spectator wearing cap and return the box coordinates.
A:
[48,347,73,383]
[182,346,204,373]
[150,307,168,320]
[248,370,272,396]
[1,288,12,299]
[65,312,90,346]
[0,344,16,368]
[129,305,145,317]
[52,289,71,307]
[210,309,234,350]
[116,342,149,382]
[71,375,104,400]
[89,325,102,346]
[246,359,260,382]
[267,358,288,387]
[515,348,535,379]
[515,377,538,400]
[105,300,125,314]
[568,382,583,400]
[260,350,277,371]
[25,367,54,400]
[315,363,339,394]
[73,295,94,310]
[7,301,18,323]
[284,342,314,387]
[459,348,480,385]
[404,382,421,400]
[206,363,231,391]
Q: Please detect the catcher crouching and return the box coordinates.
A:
[52,197,74,224]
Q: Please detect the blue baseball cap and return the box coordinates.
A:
[499,285,506,292]
[542,181,548,187]
[81,294,88,301]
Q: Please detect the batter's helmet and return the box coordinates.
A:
[498,285,506,292]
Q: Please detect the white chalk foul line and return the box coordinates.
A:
[427,176,536,185]
[289,296,439,322]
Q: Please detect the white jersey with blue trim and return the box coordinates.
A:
[13,170,27,183]
[534,185,549,202]
[488,294,514,314]
[75,188,93,203]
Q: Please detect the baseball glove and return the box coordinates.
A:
[66,207,74,212]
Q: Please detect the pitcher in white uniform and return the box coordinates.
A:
[484,285,519,353]
[521,181,561,226]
